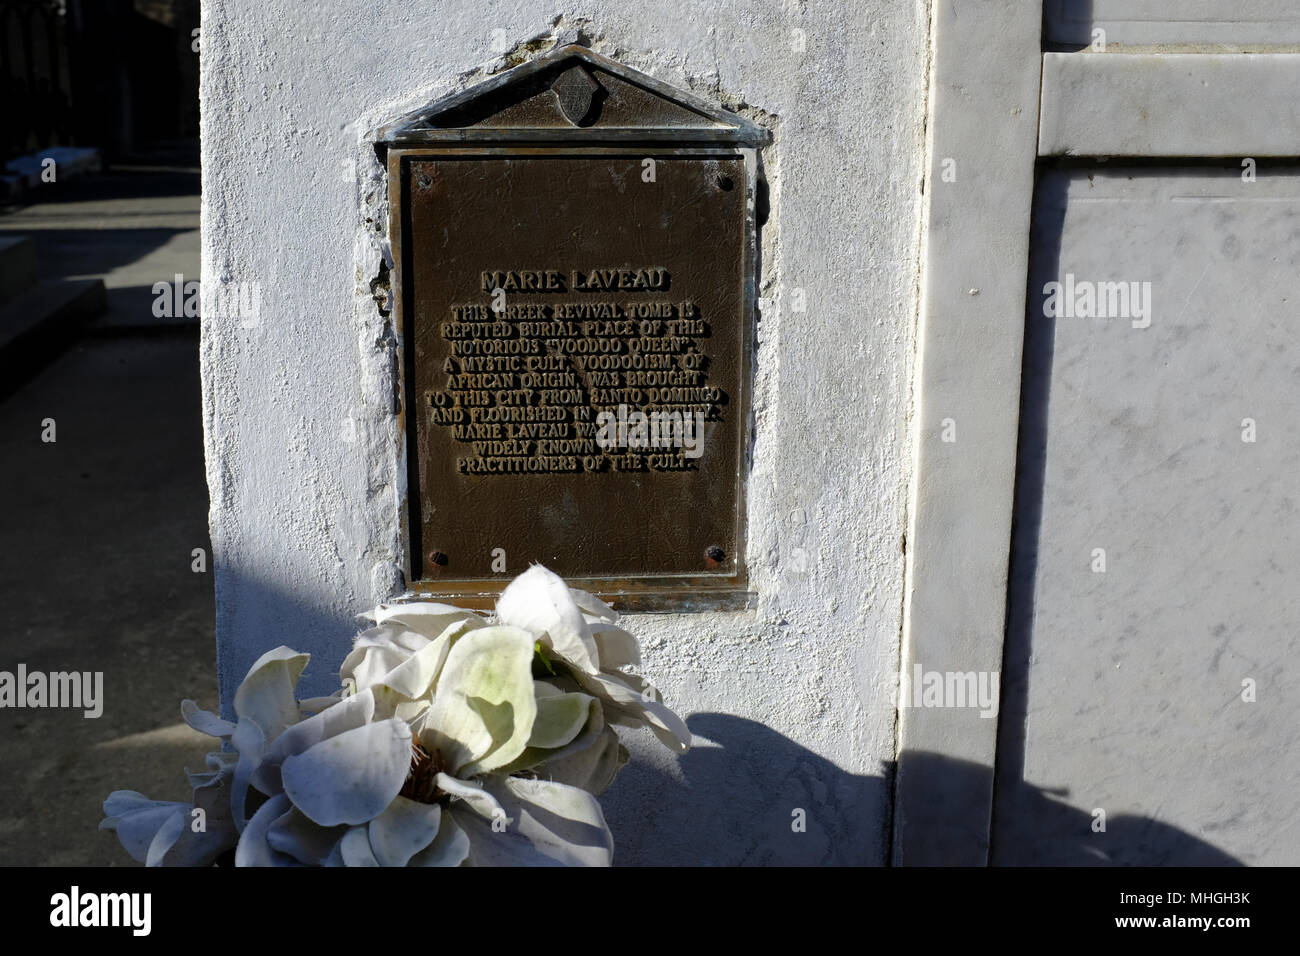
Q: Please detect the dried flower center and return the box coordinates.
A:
[401,741,448,805]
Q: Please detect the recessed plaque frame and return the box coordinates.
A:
[381,45,769,611]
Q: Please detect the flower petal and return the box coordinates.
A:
[531,722,628,796]
[569,588,618,623]
[372,602,488,641]
[100,792,188,864]
[229,718,266,832]
[267,807,348,865]
[434,772,503,821]
[367,629,454,699]
[340,626,426,695]
[281,718,412,826]
[496,699,626,794]
[227,647,312,832]
[590,625,641,669]
[181,699,235,739]
[340,825,380,866]
[254,687,378,794]
[234,793,298,866]
[233,646,310,743]
[185,750,238,789]
[161,755,241,866]
[495,565,600,674]
[144,810,188,867]
[409,811,470,867]
[298,689,346,716]
[571,669,691,754]
[455,777,614,867]
[367,796,442,866]
[417,626,537,777]
[527,684,595,750]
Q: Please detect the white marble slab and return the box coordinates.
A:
[893,0,1043,865]
[1041,53,1300,157]
[994,168,1300,865]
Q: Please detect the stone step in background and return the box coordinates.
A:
[0,231,106,398]
[0,236,37,303]
[0,278,107,399]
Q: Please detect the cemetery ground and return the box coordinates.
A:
[0,144,216,865]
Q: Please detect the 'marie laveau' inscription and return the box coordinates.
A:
[482,267,670,293]
[428,266,724,475]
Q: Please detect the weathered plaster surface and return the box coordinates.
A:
[200,1,928,863]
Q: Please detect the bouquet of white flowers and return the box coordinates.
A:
[101,565,689,866]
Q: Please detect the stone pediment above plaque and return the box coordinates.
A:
[379,44,771,145]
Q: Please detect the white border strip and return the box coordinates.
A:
[893,0,1043,866]
[1041,53,1300,157]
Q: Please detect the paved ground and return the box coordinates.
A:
[0,142,215,866]
[2,139,200,333]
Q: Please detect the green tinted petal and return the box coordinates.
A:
[418,626,537,776]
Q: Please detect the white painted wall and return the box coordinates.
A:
[199,1,929,864]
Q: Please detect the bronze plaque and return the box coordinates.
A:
[383,46,767,608]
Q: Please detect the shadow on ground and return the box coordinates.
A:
[0,144,211,865]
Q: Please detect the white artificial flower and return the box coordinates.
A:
[232,626,613,866]
[102,566,689,866]
[100,750,239,866]
[496,565,692,754]
[340,603,488,706]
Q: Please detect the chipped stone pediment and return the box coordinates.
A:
[379,44,770,145]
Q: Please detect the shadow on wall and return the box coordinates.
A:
[213,568,365,719]
[601,715,1242,866]
[602,712,890,866]
[1043,0,1099,51]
